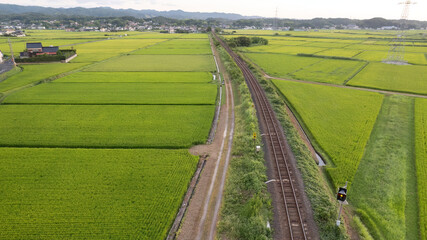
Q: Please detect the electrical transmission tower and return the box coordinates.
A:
[383,0,416,65]
[273,7,278,30]
[8,38,16,67]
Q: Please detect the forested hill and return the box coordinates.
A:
[1,3,426,29]
[0,3,256,20]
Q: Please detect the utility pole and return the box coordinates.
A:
[8,38,16,67]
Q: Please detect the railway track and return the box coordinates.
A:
[213,32,310,240]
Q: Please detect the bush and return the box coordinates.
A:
[16,55,64,63]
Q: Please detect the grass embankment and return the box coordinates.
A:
[215,41,272,239]
[351,96,418,240]
[416,99,427,240]
[245,60,348,240]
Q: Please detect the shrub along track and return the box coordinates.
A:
[213,32,317,239]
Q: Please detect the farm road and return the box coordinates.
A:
[177,37,235,240]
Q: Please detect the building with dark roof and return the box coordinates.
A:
[40,46,59,55]
[21,43,59,58]
[26,43,43,53]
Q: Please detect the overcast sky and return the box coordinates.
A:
[1,0,426,21]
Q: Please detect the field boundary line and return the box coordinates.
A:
[343,61,369,85]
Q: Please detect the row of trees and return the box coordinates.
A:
[226,36,268,48]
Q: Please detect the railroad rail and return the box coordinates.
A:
[213,32,310,240]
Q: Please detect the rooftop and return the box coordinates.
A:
[26,42,42,48]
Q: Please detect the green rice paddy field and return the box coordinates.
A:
[4,82,217,105]
[55,71,213,83]
[416,99,427,240]
[0,31,217,239]
[0,148,198,239]
[85,55,215,72]
[271,79,383,186]
[234,29,427,239]
[234,29,427,94]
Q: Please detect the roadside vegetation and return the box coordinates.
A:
[215,39,272,240]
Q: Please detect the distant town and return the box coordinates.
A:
[1,15,427,37]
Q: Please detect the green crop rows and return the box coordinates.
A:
[0,98,214,149]
[55,71,213,83]
[272,79,383,186]
[246,53,320,77]
[348,62,427,95]
[290,59,366,85]
[351,96,417,240]
[0,63,88,93]
[0,32,216,239]
[0,148,198,239]
[85,55,215,72]
[5,82,217,105]
[416,99,427,240]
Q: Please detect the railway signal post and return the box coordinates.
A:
[336,181,348,226]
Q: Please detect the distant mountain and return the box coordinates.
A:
[0,3,258,20]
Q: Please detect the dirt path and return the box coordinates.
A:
[177,37,235,240]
